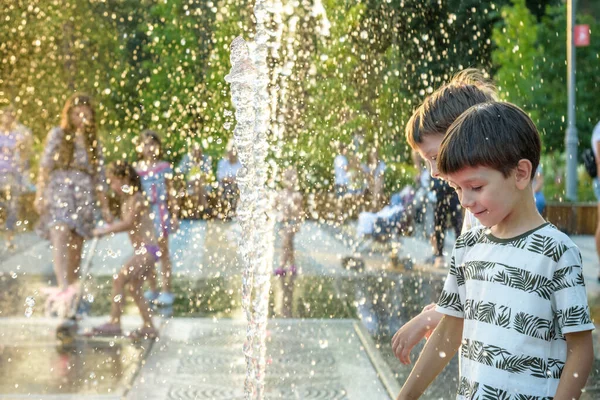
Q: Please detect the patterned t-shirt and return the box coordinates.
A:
[436,223,594,399]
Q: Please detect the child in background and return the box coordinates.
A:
[392,69,496,365]
[0,106,32,249]
[136,130,179,307]
[274,167,303,277]
[89,162,159,339]
[398,102,593,400]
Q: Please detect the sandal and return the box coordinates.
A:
[85,323,123,337]
[128,327,159,340]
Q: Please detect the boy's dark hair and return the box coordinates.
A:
[406,69,496,150]
[108,161,142,192]
[438,102,541,180]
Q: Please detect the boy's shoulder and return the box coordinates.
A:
[454,226,488,249]
[455,223,579,260]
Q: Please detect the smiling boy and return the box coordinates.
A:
[397,102,594,399]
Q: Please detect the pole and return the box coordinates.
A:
[566,0,578,201]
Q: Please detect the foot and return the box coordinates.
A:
[155,292,175,307]
[274,267,287,277]
[144,290,159,303]
[86,322,123,337]
[289,265,298,276]
[128,326,159,340]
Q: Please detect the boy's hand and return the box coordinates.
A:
[392,303,439,364]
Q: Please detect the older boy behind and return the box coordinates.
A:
[398,102,594,399]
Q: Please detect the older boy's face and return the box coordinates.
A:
[415,134,444,178]
[446,166,518,228]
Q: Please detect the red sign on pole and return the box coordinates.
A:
[575,25,590,47]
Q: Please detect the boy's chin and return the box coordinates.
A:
[472,212,495,227]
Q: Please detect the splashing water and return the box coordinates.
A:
[225,1,277,396]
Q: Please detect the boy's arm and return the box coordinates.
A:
[397,315,463,400]
[392,305,443,365]
[554,330,593,400]
[93,196,139,236]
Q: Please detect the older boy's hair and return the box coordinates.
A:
[405,69,496,150]
[438,102,541,180]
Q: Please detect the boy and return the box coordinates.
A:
[398,102,594,399]
[393,69,496,364]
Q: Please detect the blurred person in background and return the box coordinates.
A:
[0,105,33,249]
[35,94,112,303]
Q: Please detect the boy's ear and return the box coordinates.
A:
[514,159,533,189]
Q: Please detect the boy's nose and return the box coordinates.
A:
[460,193,475,209]
[428,162,440,178]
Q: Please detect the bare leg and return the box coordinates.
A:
[281,274,296,318]
[49,223,74,291]
[109,270,127,325]
[158,236,172,293]
[147,266,158,293]
[281,230,294,269]
[66,233,84,285]
[109,253,155,326]
[129,277,155,329]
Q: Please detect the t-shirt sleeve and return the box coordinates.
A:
[436,247,465,319]
[551,246,595,335]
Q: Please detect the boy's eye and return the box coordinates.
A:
[472,186,482,191]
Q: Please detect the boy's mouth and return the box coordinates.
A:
[473,209,488,217]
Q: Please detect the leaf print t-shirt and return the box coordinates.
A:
[436,223,594,399]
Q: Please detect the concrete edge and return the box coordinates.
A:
[353,321,401,400]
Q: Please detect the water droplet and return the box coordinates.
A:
[438,351,447,358]
[121,185,131,193]
[319,340,328,349]
[24,308,33,318]
[85,294,95,303]
[113,294,122,303]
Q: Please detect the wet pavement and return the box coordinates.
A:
[0,219,599,398]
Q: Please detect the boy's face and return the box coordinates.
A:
[415,134,444,178]
[446,165,519,228]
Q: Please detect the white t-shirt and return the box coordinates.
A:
[591,121,600,158]
[437,223,594,399]
[333,154,349,185]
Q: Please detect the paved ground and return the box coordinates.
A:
[0,219,599,399]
